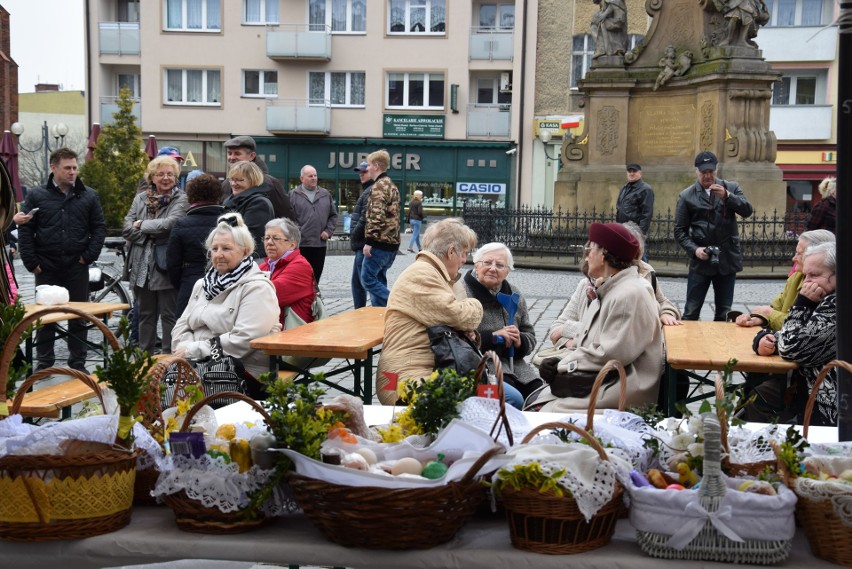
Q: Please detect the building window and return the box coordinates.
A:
[771,71,826,105]
[478,3,514,30]
[388,0,446,34]
[117,73,140,98]
[475,77,511,105]
[165,68,221,105]
[243,70,278,97]
[310,0,366,32]
[764,0,826,26]
[309,71,366,106]
[243,0,278,24]
[164,0,221,31]
[386,72,445,109]
[571,34,594,88]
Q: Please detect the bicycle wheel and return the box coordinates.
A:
[88,269,133,331]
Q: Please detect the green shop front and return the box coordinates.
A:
[252,138,513,220]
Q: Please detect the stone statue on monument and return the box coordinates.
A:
[713,0,770,48]
[654,45,693,91]
[591,0,628,60]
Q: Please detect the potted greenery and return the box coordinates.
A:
[94,318,156,448]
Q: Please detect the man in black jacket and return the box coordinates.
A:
[349,161,374,308]
[674,151,753,321]
[615,163,654,260]
[18,147,107,372]
[221,135,295,221]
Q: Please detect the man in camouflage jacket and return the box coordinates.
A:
[361,149,400,307]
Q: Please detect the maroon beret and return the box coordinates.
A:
[589,222,639,263]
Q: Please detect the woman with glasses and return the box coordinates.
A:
[463,242,540,406]
[223,160,275,257]
[529,222,662,412]
[166,173,225,317]
[123,155,188,354]
[259,218,316,328]
[173,213,280,399]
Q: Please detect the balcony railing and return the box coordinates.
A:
[99,22,140,55]
[469,27,514,61]
[267,24,331,60]
[462,204,808,268]
[100,96,141,125]
[770,105,833,140]
[266,99,330,134]
[467,104,511,137]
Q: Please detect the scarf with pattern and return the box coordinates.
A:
[202,255,255,300]
[145,187,177,217]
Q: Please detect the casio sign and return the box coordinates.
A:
[456,183,506,195]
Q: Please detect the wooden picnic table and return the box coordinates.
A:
[250,306,386,404]
[661,321,797,415]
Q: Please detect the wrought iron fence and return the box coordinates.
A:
[461,203,810,269]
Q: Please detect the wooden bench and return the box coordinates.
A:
[5,376,102,419]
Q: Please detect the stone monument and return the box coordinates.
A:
[556,0,784,216]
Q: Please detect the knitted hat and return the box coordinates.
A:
[589,222,639,263]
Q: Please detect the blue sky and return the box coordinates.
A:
[3,0,86,93]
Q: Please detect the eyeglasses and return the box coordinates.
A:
[263,236,290,243]
[476,260,508,270]
[153,172,176,179]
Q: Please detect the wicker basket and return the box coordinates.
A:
[714,373,777,477]
[289,446,502,549]
[0,368,138,541]
[133,355,201,506]
[500,421,623,555]
[161,391,274,534]
[775,360,852,567]
[634,412,794,564]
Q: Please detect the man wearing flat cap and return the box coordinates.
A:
[615,163,654,259]
[349,160,375,308]
[221,135,294,222]
[530,221,662,413]
[674,151,753,321]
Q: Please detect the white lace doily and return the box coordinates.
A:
[153,453,296,516]
[494,442,630,521]
[549,411,655,471]
[458,396,530,446]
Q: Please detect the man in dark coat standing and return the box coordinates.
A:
[674,151,753,321]
[349,161,374,308]
[221,135,294,221]
[615,163,654,260]
[18,147,107,372]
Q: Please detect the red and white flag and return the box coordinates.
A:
[561,115,583,129]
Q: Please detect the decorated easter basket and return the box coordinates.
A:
[158,391,277,534]
[774,360,852,567]
[632,412,796,565]
[288,444,502,549]
[498,421,624,555]
[0,368,138,541]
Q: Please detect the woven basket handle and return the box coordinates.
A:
[520,421,609,461]
[10,367,106,415]
[0,306,121,403]
[179,391,273,432]
[477,350,513,447]
[713,372,733,459]
[802,360,852,438]
[585,359,627,433]
[459,445,504,485]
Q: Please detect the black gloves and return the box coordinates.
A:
[539,357,560,383]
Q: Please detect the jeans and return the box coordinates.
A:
[34,262,89,370]
[360,247,396,307]
[503,382,525,410]
[351,250,367,309]
[682,270,737,321]
[408,219,422,251]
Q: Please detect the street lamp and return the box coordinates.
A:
[538,129,559,160]
[10,120,69,186]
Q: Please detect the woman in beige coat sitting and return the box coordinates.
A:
[376,218,483,405]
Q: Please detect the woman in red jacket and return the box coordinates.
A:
[259,218,316,327]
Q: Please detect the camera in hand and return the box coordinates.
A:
[704,245,721,265]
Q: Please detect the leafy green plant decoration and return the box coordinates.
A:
[0,300,41,401]
[492,463,570,497]
[403,367,479,436]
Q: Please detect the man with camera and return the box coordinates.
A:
[674,151,753,321]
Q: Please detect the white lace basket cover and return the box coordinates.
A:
[550,410,657,471]
[797,456,852,529]
[630,413,796,564]
[458,396,531,446]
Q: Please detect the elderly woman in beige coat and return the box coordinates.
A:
[376,218,483,405]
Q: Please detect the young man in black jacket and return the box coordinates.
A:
[349,161,374,308]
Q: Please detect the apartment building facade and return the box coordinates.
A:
[86,0,540,216]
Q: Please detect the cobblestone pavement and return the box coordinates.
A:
[11,246,787,407]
